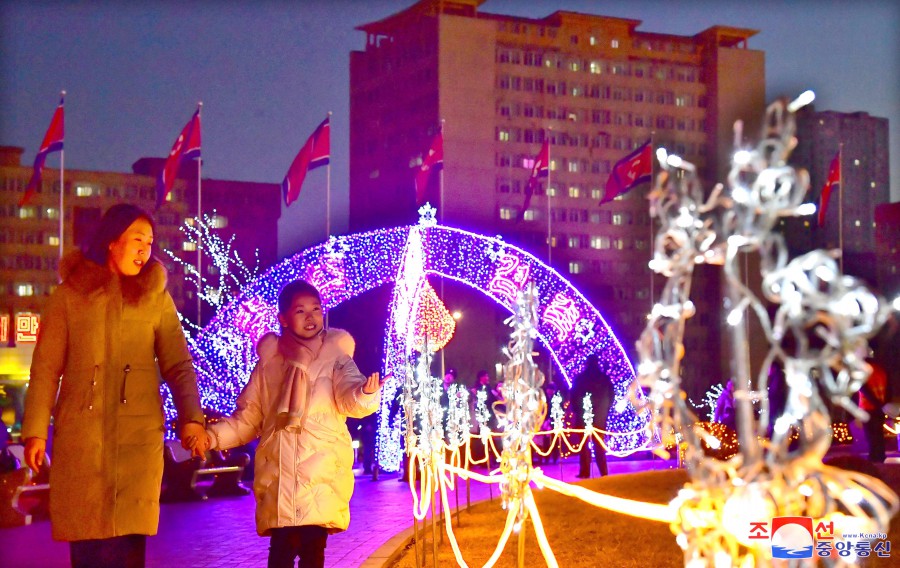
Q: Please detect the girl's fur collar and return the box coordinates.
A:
[59,250,168,303]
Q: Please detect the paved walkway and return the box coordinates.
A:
[0,454,676,567]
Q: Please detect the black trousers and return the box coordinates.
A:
[70,534,146,568]
[579,437,608,477]
[268,525,328,568]
[864,411,886,462]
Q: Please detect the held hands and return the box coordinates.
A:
[24,437,46,474]
[362,372,385,395]
[180,422,211,458]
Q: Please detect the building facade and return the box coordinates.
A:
[349,0,765,394]
[781,107,891,286]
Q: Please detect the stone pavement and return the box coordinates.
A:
[0,455,676,568]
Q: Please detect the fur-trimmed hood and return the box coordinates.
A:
[60,250,168,304]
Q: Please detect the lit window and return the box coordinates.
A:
[499,207,516,220]
[498,129,510,142]
[613,214,624,225]
[591,236,609,249]
[44,207,59,220]
[611,39,619,48]
[75,184,97,197]
[569,61,580,72]
[589,36,596,46]
[523,210,536,221]
[569,262,583,274]
[853,159,860,166]
[48,235,60,246]
[184,218,195,226]
[591,189,602,200]
[18,206,36,219]
[568,186,581,198]
[549,159,558,172]
[209,215,229,229]
[568,236,580,248]
[15,283,34,297]
[589,61,601,74]
[182,241,197,251]
[871,182,876,188]
[854,220,860,227]
[547,186,558,197]
[166,191,174,202]
[568,162,579,173]
[522,158,534,169]
[613,238,626,250]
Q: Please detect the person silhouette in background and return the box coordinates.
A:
[570,354,614,478]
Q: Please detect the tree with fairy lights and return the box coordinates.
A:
[160,212,262,425]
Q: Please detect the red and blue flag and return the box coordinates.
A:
[282,116,330,207]
[602,139,652,203]
[157,108,201,208]
[817,151,841,226]
[415,132,443,205]
[522,140,549,212]
[19,96,65,207]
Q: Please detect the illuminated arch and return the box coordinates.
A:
[169,223,650,468]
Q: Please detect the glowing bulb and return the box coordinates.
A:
[733,150,752,165]
[656,147,668,164]
[892,296,900,311]
[796,203,817,216]
[727,309,743,326]
[787,90,815,112]
[799,484,814,497]
[666,155,684,168]
[842,488,864,505]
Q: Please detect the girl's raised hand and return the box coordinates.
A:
[362,372,384,395]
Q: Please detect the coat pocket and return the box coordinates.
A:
[118,365,164,423]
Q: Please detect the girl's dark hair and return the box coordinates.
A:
[84,204,157,266]
[277,280,322,314]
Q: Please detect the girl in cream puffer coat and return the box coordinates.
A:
[207,280,380,567]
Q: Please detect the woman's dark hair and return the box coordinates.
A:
[84,204,156,266]
[277,280,322,314]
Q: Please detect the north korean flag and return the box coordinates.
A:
[19,95,65,207]
[602,139,652,203]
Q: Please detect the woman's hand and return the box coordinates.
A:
[24,437,46,474]
[180,422,210,458]
[362,372,385,395]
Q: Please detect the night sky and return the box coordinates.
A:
[1,0,897,257]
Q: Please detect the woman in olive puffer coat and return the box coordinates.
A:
[22,204,208,567]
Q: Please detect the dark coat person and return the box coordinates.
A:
[570,354,614,478]
[22,204,207,565]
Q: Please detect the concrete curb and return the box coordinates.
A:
[359,524,417,568]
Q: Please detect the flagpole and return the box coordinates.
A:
[546,130,552,388]
[325,112,333,329]
[196,101,203,325]
[326,111,333,239]
[439,119,445,225]
[59,91,66,262]
[546,129,552,270]
[837,143,843,273]
[439,118,446,381]
[648,133,655,313]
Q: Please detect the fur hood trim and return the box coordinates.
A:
[59,250,168,303]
